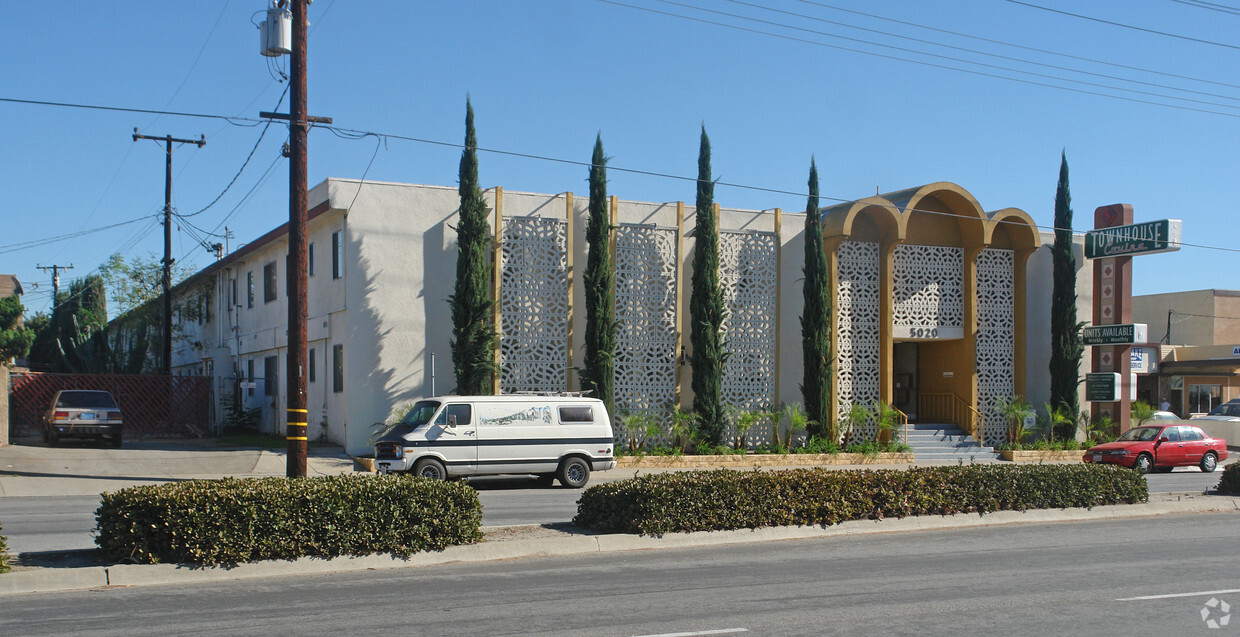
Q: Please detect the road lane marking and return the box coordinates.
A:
[1117,588,1240,601]
[631,629,748,637]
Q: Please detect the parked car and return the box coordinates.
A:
[42,390,124,447]
[1191,399,1240,422]
[1084,423,1228,474]
[1147,410,1179,421]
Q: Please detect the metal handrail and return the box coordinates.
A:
[892,406,909,446]
[919,392,985,444]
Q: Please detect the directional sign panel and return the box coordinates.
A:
[1086,372,1121,402]
[1083,323,1147,346]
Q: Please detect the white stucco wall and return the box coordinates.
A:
[1023,231,1094,417]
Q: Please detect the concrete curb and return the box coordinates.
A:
[3,494,1236,597]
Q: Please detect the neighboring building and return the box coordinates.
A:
[1133,289,1240,416]
[115,178,1091,456]
[0,274,22,299]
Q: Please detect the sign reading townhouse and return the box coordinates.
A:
[1084,219,1181,259]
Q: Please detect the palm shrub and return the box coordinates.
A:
[668,404,696,452]
[842,402,868,446]
[1130,400,1155,426]
[780,403,809,449]
[869,400,899,444]
[997,395,1035,445]
[735,409,767,450]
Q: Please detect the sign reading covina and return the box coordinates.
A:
[1085,219,1181,259]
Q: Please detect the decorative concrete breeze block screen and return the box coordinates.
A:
[613,224,679,438]
[836,240,881,440]
[499,216,569,394]
[720,229,778,447]
[893,244,964,332]
[976,248,1015,447]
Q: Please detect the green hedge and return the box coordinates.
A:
[96,475,483,566]
[574,464,1149,534]
[1217,463,1240,495]
[0,521,9,574]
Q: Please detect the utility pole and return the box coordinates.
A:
[261,0,331,477]
[133,129,205,375]
[36,263,74,309]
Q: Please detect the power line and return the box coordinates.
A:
[798,0,1240,91]
[0,97,258,125]
[0,216,154,255]
[1003,0,1240,51]
[595,0,1240,119]
[1168,0,1240,16]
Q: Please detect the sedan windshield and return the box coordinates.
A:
[55,391,118,409]
[1116,426,1161,442]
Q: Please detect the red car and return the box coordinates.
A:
[1084,423,1228,474]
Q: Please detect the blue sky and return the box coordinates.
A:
[3,0,1237,316]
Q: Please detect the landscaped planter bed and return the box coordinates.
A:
[615,452,914,469]
[998,450,1085,463]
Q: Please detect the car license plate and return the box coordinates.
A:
[79,413,95,420]
[1092,454,1102,462]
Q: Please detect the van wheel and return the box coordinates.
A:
[412,458,447,480]
[558,457,590,489]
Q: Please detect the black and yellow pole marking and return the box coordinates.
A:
[287,408,308,477]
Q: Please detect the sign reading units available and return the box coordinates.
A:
[1086,372,1121,402]
[1082,323,1147,345]
[1085,219,1181,259]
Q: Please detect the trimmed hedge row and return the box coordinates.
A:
[574,464,1149,534]
[96,475,483,566]
[1217,463,1240,495]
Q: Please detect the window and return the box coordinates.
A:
[1164,427,1181,442]
[332,344,344,393]
[247,272,255,308]
[435,404,472,426]
[559,406,594,423]
[230,277,238,307]
[1189,384,1222,414]
[246,359,255,397]
[308,243,316,277]
[1182,427,1204,441]
[264,356,278,397]
[332,231,343,279]
[263,262,277,303]
[309,347,316,383]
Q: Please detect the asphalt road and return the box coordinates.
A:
[2,513,1236,636]
[0,469,1227,556]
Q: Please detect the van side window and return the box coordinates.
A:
[435,404,472,426]
[559,406,594,423]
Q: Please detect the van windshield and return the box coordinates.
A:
[393,401,440,434]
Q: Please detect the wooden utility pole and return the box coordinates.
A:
[133,129,205,375]
[261,0,331,477]
[36,263,74,309]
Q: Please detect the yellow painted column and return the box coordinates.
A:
[772,208,781,409]
[963,244,984,418]
[492,186,504,395]
[879,241,897,407]
[565,192,575,392]
[674,201,686,408]
[824,236,844,425]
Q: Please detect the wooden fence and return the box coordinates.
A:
[8,371,211,438]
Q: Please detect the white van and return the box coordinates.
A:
[372,394,616,488]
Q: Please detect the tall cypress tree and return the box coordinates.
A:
[800,158,832,440]
[449,98,497,395]
[1049,151,1083,437]
[581,134,616,412]
[689,126,727,445]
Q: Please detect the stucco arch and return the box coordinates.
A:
[822,197,902,243]
[984,207,1040,252]
[893,182,988,247]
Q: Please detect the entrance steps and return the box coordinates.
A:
[905,422,1000,464]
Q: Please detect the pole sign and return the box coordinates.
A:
[1082,323,1147,346]
[1085,219,1181,259]
[1086,372,1121,402]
